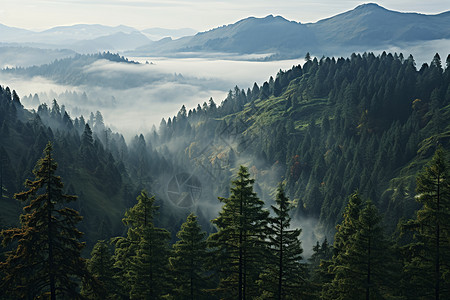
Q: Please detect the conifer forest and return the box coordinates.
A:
[1,50,450,299]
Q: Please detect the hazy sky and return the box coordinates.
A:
[2,0,449,31]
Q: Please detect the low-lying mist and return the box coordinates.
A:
[1,39,447,139]
[0,57,302,139]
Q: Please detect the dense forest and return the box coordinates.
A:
[0,51,450,298]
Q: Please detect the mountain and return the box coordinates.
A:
[0,24,151,54]
[39,24,138,44]
[310,3,450,47]
[69,31,151,53]
[0,46,77,68]
[1,52,147,88]
[0,24,34,42]
[142,27,197,40]
[2,3,449,60]
[132,3,450,59]
[133,15,315,58]
[0,24,139,45]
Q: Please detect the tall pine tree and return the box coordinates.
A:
[0,142,92,299]
[325,198,397,299]
[259,183,309,299]
[112,190,171,299]
[322,191,362,299]
[170,213,210,299]
[208,166,269,299]
[83,240,116,299]
[402,146,450,299]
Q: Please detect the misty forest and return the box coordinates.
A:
[1,3,450,300]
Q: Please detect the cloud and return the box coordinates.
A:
[2,43,446,141]
[1,56,302,139]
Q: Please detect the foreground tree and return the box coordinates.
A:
[208,166,269,299]
[113,190,171,299]
[259,183,309,299]
[402,146,450,299]
[325,198,398,299]
[83,240,117,299]
[309,238,333,298]
[0,142,92,299]
[170,213,210,299]
[322,191,362,299]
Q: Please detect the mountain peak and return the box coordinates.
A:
[352,3,390,14]
[355,3,384,9]
[356,3,391,10]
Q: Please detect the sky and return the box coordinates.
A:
[1,0,450,32]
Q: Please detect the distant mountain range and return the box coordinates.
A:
[132,3,450,59]
[0,3,449,62]
[0,23,197,54]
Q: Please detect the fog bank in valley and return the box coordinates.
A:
[0,57,303,138]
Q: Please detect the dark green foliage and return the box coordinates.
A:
[83,240,117,299]
[170,213,210,299]
[1,51,450,298]
[129,223,171,299]
[322,191,363,299]
[401,146,450,299]
[0,142,92,299]
[324,197,396,299]
[154,52,450,237]
[208,166,269,299]
[259,183,309,299]
[112,190,171,299]
[308,238,333,298]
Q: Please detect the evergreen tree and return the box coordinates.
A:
[83,240,116,299]
[129,221,171,299]
[309,238,333,298]
[170,213,209,300]
[112,190,171,299]
[325,199,397,300]
[259,183,309,299]
[322,191,362,299]
[208,166,269,299]
[0,142,92,299]
[402,146,450,299]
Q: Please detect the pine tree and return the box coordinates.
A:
[0,142,92,299]
[325,199,397,300]
[112,190,171,299]
[83,240,116,299]
[170,213,209,300]
[129,222,171,299]
[322,191,362,299]
[208,166,269,299]
[259,183,309,299]
[309,238,333,298]
[402,146,450,299]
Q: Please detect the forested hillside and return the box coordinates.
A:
[1,51,450,298]
[2,52,139,87]
[154,51,450,234]
[1,51,450,239]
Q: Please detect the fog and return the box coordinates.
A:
[1,40,447,139]
[328,39,450,66]
[0,57,303,138]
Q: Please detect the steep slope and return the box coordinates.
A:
[134,15,315,58]
[310,3,450,46]
[1,52,450,247]
[152,52,450,235]
[133,3,450,59]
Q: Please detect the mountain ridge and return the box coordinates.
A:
[129,3,450,59]
[0,3,449,60]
